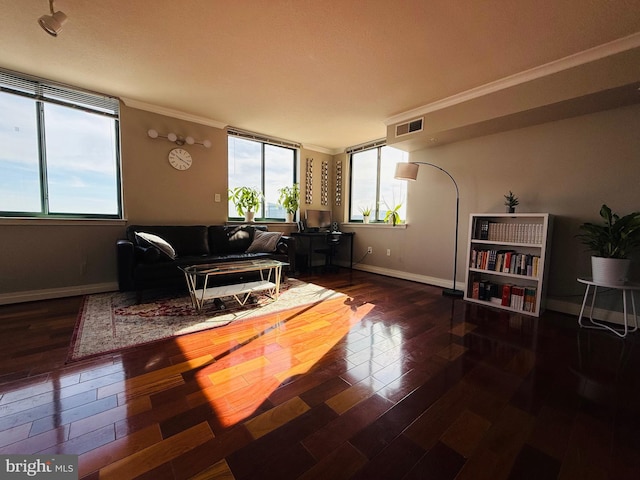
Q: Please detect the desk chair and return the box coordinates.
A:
[314,232,342,273]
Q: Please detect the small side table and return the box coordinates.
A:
[577,277,640,338]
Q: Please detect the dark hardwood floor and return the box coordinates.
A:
[1,270,639,479]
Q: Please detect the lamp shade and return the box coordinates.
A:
[38,10,67,36]
[394,162,419,181]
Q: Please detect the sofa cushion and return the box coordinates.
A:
[129,225,210,256]
[227,225,256,253]
[135,232,176,260]
[247,230,282,253]
[135,245,162,264]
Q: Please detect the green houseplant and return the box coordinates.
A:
[384,202,402,226]
[228,186,262,221]
[277,183,300,222]
[577,204,640,284]
[504,191,519,213]
[359,205,372,224]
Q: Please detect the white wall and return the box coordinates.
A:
[346,103,640,318]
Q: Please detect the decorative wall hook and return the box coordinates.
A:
[147,129,212,148]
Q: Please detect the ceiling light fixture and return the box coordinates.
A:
[38,0,67,37]
[147,129,212,148]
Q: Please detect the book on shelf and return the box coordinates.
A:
[472,281,480,299]
[486,222,544,244]
[501,284,511,306]
[475,219,490,240]
[469,248,540,278]
[470,280,537,313]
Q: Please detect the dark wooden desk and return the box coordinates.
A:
[291,231,355,271]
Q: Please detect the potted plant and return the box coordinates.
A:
[384,203,402,226]
[359,205,372,224]
[504,191,519,213]
[277,183,300,223]
[228,186,262,222]
[577,204,640,285]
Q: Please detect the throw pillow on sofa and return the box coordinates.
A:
[135,231,176,260]
[247,230,283,253]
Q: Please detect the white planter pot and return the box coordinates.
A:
[285,212,294,223]
[244,211,255,222]
[591,256,631,285]
[362,215,370,224]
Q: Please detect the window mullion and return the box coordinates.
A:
[375,147,382,221]
[36,101,49,215]
[261,143,266,219]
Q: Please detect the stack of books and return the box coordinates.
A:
[469,249,540,277]
[470,279,537,313]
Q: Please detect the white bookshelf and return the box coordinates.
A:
[464,213,553,317]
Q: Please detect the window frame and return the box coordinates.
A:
[227,130,298,222]
[0,68,122,220]
[348,143,408,223]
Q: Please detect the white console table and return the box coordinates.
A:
[577,277,640,338]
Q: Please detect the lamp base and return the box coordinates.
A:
[442,288,464,298]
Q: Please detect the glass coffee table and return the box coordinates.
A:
[179,259,288,311]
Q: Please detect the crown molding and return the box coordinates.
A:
[301,143,343,155]
[121,97,228,129]
[385,32,640,126]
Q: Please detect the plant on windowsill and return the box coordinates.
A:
[228,186,263,222]
[504,191,519,213]
[277,183,300,223]
[576,204,640,285]
[384,202,402,226]
[359,205,372,224]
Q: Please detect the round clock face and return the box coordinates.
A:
[168,148,192,170]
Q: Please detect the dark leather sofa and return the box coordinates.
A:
[117,224,296,295]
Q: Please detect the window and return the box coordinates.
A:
[0,69,121,218]
[349,143,409,222]
[227,131,297,220]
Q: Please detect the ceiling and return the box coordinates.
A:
[1,0,639,152]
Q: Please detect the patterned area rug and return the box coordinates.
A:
[68,279,342,361]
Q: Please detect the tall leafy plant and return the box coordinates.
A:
[277,183,300,214]
[577,204,640,259]
[228,186,262,216]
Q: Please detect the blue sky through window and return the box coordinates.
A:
[0,91,120,216]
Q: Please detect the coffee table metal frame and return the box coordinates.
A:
[180,259,287,311]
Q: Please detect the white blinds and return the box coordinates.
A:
[0,68,119,117]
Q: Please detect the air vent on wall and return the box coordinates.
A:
[395,117,423,137]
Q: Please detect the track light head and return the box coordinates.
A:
[38,1,67,37]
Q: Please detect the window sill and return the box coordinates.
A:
[343,222,407,229]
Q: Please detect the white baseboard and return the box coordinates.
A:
[0,282,118,305]
[1,270,631,328]
[350,264,629,326]
[351,264,465,291]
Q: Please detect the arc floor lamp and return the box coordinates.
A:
[394,162,464,298]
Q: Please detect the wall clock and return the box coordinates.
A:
[168,148,192,170]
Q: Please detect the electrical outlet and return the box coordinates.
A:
[367,246,373,254]
[387,249,391,256]
[214,193,221,202]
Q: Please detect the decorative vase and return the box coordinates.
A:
[591,256,631,285]
[507,206,515,213]
[285,212,294,223]
[363,215,370,224]
[244,211,255,222]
